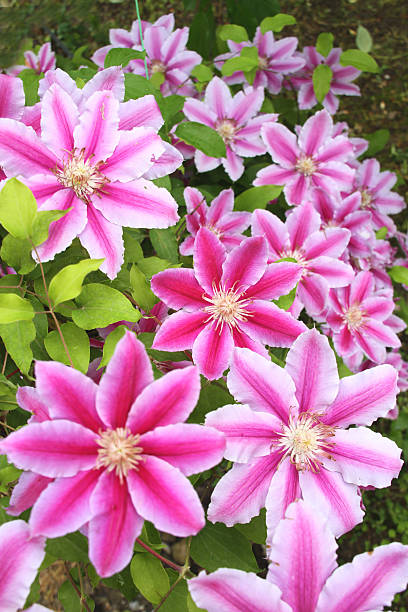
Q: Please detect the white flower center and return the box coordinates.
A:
[216,119,237,145]
[55,149,108,201]
[343,304,366,331]
[206,224,223,239]
[96,428,144,483]
[280,247,308,267]
[360,189,373,209]
[151,59,166,74]
[274,412,336,472]
[295,155,317,176]
[203,283,252,332]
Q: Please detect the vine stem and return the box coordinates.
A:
[153,537,193,612]
[31,242,74,368]
[63,562,92,612]
[135,537,184,573]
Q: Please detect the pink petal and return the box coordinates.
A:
[41,84,78,159]
[324,427,402,488]
[227,347,297,421]
[192,322,234,380]
[30,469,100,537]
[17,386,50,422]
[102,127,164,181]
[261,122,299,166]
[268,500,338,612]
[162,27,189,64]
[0,420,99,478]
[204,76,232,118]
[152,310,208,351]
[298,273,329,315]
[96,331,153,430]
[362,318,401,349]
[206,188,233,224]
[313,162,354,192]
[231,326,270,359]
[194,227,225,294]
[307,257,354,288]
[82,66,125,102]
[244,262,302,301]
[183,98,217,127]
[208,453,280,526]
[285,329,339,415]
[0,118,57,176]
[144,140,183,180]
[239,300,307,347]
[89,471,143,577]
[189,568,291,612]
[317,543,408,612]
[0,74,25,119]
[151,268,206,310]
[265,460,301,537]
[73,90,120,161]
[128,455,204,535]
[35,360,102,432]
[287,202,321,249]
[299,110,332,156]
[222,147,244,181]
[230,87,264,124]
[300,468,364,536]
[255,164,297,186]
[251,209,287,258]
[303,227,350,259]
[118,95,163,131]
[7,472,53,516]
[195,149,221,172]
[139,423,225,475]
[221,236,267,292]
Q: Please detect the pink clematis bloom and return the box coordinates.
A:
[0,519,46,612]
[255,109,355,205]
[0,84,179,278]
[214,27,305,94]
[183,77,277,181]
[151,228,305,380]
[290,46,361,114]
[206,329,402,536]
[326,270,401,365]
[0,332,225,577]
[179,187,251,255]
[349,158,406,235]
[188,500,408,612]
[7,42,56,77]
[252,203,354,315]
[0,74,26,180]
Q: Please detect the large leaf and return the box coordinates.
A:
[218,24,248,42]
[340,49,379,73]
[175,122,226,158]
[0,178,37,239]
[130,552,170,604]
[364,128,390,157]
[104,47,146,68]
[312,64,333,103]
[130,264,158,312]
[44,322,90,373]
[46,532,89,563]
[48,258,104,306]
[260,13,296,34]
[0,294,34,323]
[389,266,408,285]
[190,522,259,572]
[72,283,141,329]
[235,509,267,544]
[0,235,35,274]
[234,185,283,211]
[18,68,41,105]
[150,228,179,264]
[189,379,234,424]
[0,319,35,374]
[99,325,127,369]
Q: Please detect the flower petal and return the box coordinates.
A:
[265,460,301,538]
[73,90,119,161]
[7,472,53,516]
[41,84,78,159]
[239,300,307,347]
[193,322,234,380]
[221,236,267,292]
[193,227,225,295]
[152,310,208,351]
[0,118,57,176]
[151,268,206,310]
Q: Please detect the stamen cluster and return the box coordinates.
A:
[55,149,108,201]
[95,427,144,483]
[203,283,252,332]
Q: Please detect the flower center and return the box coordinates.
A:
[151,59,166,74]
[203,283,252,332]
[216,119,237,145]
[206,224,223,239]
[258,56,269,70]
[280,247,308,267]
[96,428,144,483]
[55,149,108,201]
[360,189,373,209]
[274,412,336,472]
[343,304,366,331]
[295,155,317,176]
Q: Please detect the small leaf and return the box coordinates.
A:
[340,49,379,73]
[274,285,297,311]
[0,294,34,323]
[0,178,37,239]
[124,73,157,101]
[175,122,226,158]
[130,553,170,604]
[234,185,283,211]
[235,509,267,544]
[375,226,388,240]
[218,24,248,42]
[191,64,214,82]
[316,32,334,57]
[72,44,94,68]
[48,258,104,306]
[130,264,157,312]
[44,322,90,373]
[0,235,35,274]
[17,69,41,105]
[46,532,89,563]
[0,319,35,374]
[150,228,179,264]
[364,128,390,157]
[72,283,141,329]
[151,71,165,88]
[221,46,259,77]
[356,25,373,53]
[104,47,146,68]
[260,13,296,34]
[31,208,71,246]
[99,325,127,369]
[312,64,333,103]
[190,522,259,572]
[389,266,408,285]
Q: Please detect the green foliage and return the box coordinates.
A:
[234,185,283,211]
[130,552,170,604]
[104,47,146,68]
[72,283,141,329]
[364,129,390,157]
[235,509,267,544]
[218,24,249,42]
[99,324,127,369]
[260,13,296,34]
[389,266,408,285]
[0,178,37,240]
[175,122,227,159]
[315,32,334,57]
[190,522,259,572]
[150,228,179,264]
[48,258,104,306]
[312,64,333,103]
[356,25,373,53]
[44,322,90,372]
[225,0,280,37]
[0,294,34,324]
[340,49,379,73]
[18,69,41,106]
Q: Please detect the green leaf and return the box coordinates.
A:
[48,258,104,306]
[0,374,18,410]
[150,228,179,264]
[151,71,165,88]
[104,47,146,68]
[316,32,334,57]
[58,580,95,611]
[0,178,37,239]
[31,208,71,246]
[72,44,94,68]
[17,69,41,105]
[260,13,296,34]
[274,285,297,311]
[160,576,190,612]
[99,325,127,368]
[235,509,267,544]
[157,95,185,126]
[234,185,283,211]
[375,226,388,240]
[175,122,226,158]
[356,25,373,53]
[0,235,35,274]
[312,64,333,103]
[44,322,90,373]
[123,229,144,263]
[187,592,205,612]
[189,378,234,424]
[138,257,179,278]
[218,24,248,42]
[190,522,259,572]
[364,128,390,157]
[191,64,214,82]
[389,266,408,285]
[340,49,379,73]
[221,50,259,77]
[0,294,34,323]
[0,319,35,374]
[72,283,141,329]
[130,553,170,604]
[46,532,89,563]
[130,264,157,312]
[124,73,157,100]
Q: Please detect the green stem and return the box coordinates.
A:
[135,0,149,79]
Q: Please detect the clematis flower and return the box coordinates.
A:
[188,500,408,612]
[255,109,355,205]
[290,46,361,114]
[0,332,225,577]
[7,42,56,76]
[214,27,305,93]
[0,519,47,612]
[252,203,354,315]
[179,187,251,255]
[0,74,26,180]
[183,77,277,180]
[0,84,179,278]
[326,270,401,365]
[206,329,401,536]
[151,228,305,380]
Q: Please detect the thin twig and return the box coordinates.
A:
[135,537,183,573]
[153,537,193,612]
[63,562,92,612]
